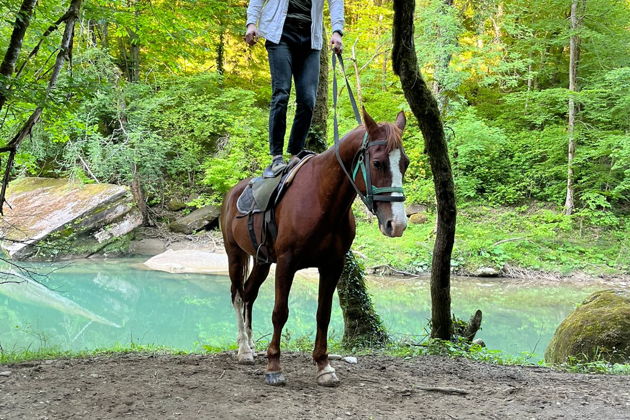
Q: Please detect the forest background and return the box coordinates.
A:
[0,0,628,276]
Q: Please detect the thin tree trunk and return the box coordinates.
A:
[128,29,140,82]
[217,31,225,75]
[306,32,328,152]
[0,0,83,213]
[0,0,39,113]
[350,39,363,108]
[564,0,582,216]
[392,0,456,340]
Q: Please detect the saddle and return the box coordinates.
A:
[236,151,315,263]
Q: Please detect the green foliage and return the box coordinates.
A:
[355,204,628,275]
[0,0,627,239]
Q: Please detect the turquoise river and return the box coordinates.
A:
[0,258,598,361]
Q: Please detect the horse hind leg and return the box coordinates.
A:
[229,251,255,365]
[243,263,271,354]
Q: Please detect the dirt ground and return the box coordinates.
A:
[1,352,629,419]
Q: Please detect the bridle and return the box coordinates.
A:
[332,52,405,214]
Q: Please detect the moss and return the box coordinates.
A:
[337,251,389,348]
[545,290,630,364]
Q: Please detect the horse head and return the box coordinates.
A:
[358,108,409,238]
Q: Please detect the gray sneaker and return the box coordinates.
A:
[263,156,287,178]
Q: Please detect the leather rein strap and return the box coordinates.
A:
[332,52,405,214]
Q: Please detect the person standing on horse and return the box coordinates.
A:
[245,0,344,177]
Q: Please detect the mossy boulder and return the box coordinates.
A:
[545,289,630,364]
[409,212,428,224]
[0,177,142,260]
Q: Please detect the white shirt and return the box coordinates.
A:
[247,0,344,50]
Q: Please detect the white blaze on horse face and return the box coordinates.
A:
[388,148,407,236]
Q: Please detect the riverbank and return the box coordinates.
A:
[1,351,629,419]
[354,204,628,280]
[129,203,629,283]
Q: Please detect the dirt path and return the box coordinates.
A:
[1,352,629,419]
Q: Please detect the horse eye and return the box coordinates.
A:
[373,161,382,169]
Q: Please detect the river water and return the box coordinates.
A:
[0,258,598,361]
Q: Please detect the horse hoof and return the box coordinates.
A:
[264,371,287,386]
[316,366,340,387]
[237,352,255,365]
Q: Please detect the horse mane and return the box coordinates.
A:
[377,122,403,153]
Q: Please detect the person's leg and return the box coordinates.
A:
[266,40,293,158]
[287,46,320,156]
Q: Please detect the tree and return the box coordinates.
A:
[0,0,84,213]
[0,0,38,113]
[306,33,329,152]
[392,0,456,340]
[564,0,585,215]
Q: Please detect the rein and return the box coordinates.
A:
[331,52,405,214]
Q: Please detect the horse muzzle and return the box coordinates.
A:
[379,218,407,237]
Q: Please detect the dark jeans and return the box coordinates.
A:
[265,25,320,156]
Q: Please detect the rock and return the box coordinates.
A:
[342,356,358,364]
[405,203,428,217]
[545,289,630,364]
[474,267,501,277]
[143,249,229,274]
[0,177,142,260]
[0,371,11,377]
[408,213,428,224]
[166,198,187,212]
[472,338,486,347]
[328,354,342,360]
[129,238,167,255]
[169,205,220,234]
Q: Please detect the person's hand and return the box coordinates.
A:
[245,24,258,46]
[331,32,343,54]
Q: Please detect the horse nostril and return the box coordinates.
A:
[386,220,393,233]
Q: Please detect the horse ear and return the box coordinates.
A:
[396,111,406,131]
[362,106,378,135]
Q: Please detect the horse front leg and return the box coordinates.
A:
[265,256,296,386]
[313,260,344,387]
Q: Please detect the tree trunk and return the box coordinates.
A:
[337,251,388,347]
[350,39,363,109]
[217,31,225,75]
[0,0,83,213]
[305,32,328,152]
[392,0,456,340]
[564,0,582,216]
[0,0,39,113]
[128,30,140,82]
[131,164,152,226]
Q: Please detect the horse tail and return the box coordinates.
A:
[242,255,250,286]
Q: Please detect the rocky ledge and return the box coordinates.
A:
[0,177,142,260]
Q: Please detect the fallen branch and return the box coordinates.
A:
[492,237,527,247]
[417,386,469,395]
[369,264,417,277]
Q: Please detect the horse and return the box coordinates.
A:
[220,108,409,387]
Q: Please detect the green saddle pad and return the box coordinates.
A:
[251,176,282,211]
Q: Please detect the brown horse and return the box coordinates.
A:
[220,108,409,387]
